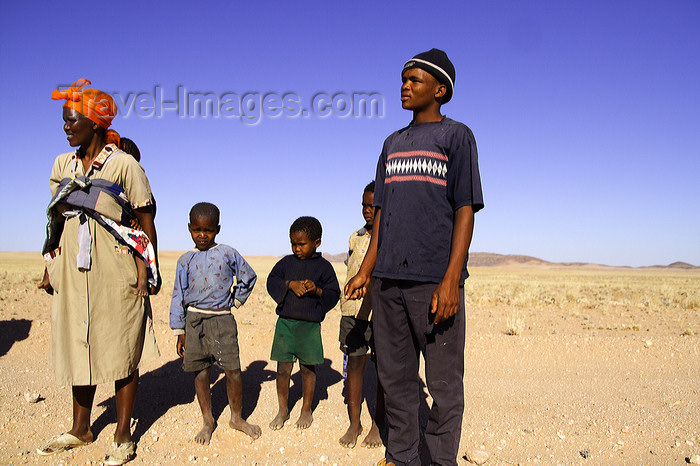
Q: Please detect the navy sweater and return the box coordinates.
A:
[266,254,340,322]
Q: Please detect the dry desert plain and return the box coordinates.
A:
[0,251,698,465]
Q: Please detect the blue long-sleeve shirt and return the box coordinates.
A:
[266,254,340,323]
[169,244,257,333]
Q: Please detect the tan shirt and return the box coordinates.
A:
[340,228,373,319]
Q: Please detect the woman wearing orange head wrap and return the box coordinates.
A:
[37,79,160,465]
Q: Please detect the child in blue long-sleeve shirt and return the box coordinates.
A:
[169,202,261,445]
[267,216,340,431]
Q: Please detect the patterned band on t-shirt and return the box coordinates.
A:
[385,150,447,187]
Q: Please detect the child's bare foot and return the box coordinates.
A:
[37,276,54,295]
[360,422,382,448]
[133,282,149,297]
[269,410,289,430]
[194,421,216,444]
[339,423,362,448]
[295,410,313,429]
[229,418,262,440]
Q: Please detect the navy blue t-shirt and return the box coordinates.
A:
[373,117,484,283]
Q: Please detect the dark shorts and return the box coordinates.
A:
[270,317,323,366]
[183,312,240,372]
[338,315,374,357]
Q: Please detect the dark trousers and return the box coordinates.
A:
[372,278,466,466]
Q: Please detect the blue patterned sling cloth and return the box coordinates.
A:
[42,176,159,287]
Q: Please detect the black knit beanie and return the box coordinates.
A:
[402,48,455,103]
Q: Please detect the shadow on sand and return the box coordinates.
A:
[92,358,195,441]
[337,357,431,458]
[91,357,341,442]
[0,319,32,357]
[211,359,276,421]
[287,358,343,414]
[212,358,342,424]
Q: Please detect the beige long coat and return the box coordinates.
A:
[46,145,159,386]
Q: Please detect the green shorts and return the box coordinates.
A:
[270,317,323,366]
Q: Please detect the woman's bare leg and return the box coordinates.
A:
[69,385,96,443]
[114,371,139,444]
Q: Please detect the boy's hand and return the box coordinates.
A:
[429,206,473,325]
[302,280,319,297]
[176,334,186,358]
[430,279,460,324]
[288,280,308,297]
[344,272,369,300]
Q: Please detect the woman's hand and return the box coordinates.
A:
[134,207,159,295]
[149,273,162,296]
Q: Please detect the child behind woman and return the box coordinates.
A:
[120,137,154,297]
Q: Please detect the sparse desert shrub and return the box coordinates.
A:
[505,313,525,336]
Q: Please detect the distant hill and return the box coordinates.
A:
[322,252,348,263]
[322,251,698,269]
[645,261,698,270]
[323,252,551,266]
[467,252,550,267]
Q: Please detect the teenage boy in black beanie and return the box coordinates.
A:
[345,48,484,466]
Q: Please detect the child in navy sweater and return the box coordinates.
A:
[267,216,340,430]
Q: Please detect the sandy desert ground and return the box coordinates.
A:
[0,251,698,465]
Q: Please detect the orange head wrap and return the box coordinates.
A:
[51,79,120,146]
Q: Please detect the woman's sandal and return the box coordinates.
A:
[36,432,92,455]
[104,440,136,465]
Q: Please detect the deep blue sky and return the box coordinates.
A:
[1,1,698,267]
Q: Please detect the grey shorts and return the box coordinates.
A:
[183,312,240,372]
[339,315,374,357]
